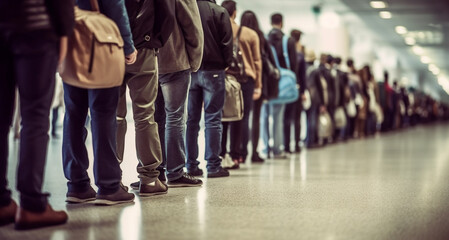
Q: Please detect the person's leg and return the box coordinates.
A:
[154,79,166,178]
[221,122,229,157]
[63,83,91,193]
[14,33,58,212]
[201,70,226,173]
[88,87,122,195]
[283,102,295,152]
[159,70,191,180]
[0,32,15,208]
[294,100,303,151]
[251,97,263,159]
[125,49,161,185]
[237,80,254,161]
[116,77,129,164]
[185,71,203,172]
[272,103,286,155]
[260,102,270,155]
[51,107,59,137]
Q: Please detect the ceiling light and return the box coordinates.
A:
[395,26,407,34]
[429,64,440,75]
[412,46,424,55]
[420,56,431,64]
[379,11,392,19]
[405,37,416,45]
[370,1,388,9]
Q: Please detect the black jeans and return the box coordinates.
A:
[0,30,58,212]
[221,79,254,160]
[284,98,302,152]
[251,96,263,157]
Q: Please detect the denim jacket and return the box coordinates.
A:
[77,0,135,55]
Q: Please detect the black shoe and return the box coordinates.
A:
[251,154,264,163]
[187,168,204,177]
[66,185,96,203]
[139,179,168,197]
[167,173,203,188]
[130,181,140,190]
[95,185,135,205]
[207,168,230,178]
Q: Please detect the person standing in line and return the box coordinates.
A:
[116,0,178,195]
[220,1,262,168]
[0,0,74,229]
[185,0,233,178]
[153,0,205,186]
[239,10,276,164]
[262,13,297,158]
[62,0,137,205]
[284,29,307,153]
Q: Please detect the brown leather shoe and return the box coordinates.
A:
[15,204,68,230]
[0,200,17,226]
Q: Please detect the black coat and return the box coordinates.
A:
[0,0,74,37]
[268,28,297,73]
[196,0,233,70]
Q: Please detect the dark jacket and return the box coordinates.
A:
[77,0,135,55]
[196,0,233,70]
[296,52,307,94]
[268,28,297,73]
[318,64,335,108]
[0,0,74,37]
[158,0,203,74]
[306,63,325,107]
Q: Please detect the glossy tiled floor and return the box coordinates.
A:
[2,123,449,240]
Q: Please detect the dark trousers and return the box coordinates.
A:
[251,96,263,157]
[0,31,58,212]
[62,84,122,195]
[284,99,302,152]
[221,80,254,160]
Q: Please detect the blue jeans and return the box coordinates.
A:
[260,102,286,156]
[62,84,122,195]
[155,70,191,181]
[0,31,58,212]
[186,70,225,173]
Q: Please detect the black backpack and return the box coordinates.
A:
[125,0,175,49]
[227,27,247,82]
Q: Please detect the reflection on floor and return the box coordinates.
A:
[2,123,449,240]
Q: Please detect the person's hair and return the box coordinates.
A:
[271,13,283,25]
[221,0,236,17]
[290,29,302,42]
[334,57,342,65]
[384,71,389,80]
[347,59,354,68]
[326,54,334,64]
[241,11,266,47]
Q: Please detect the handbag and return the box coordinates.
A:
[60,0,125,89]
[222,74,244,122]
[302,89,311,110]
[346,99,357,117]
[318,111,333,138]
[334,107,347,128]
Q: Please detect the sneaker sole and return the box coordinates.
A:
[138,191,168,197]
[66,197,96,204]
[207,174,230,178]
[94,199,134,206]
[167,183,202,188]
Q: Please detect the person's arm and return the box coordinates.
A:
[217,9,233,68]
[97,0,135,56]
[287,37,297,73]
[46,0,75,37]
[298,54,307,95]
[251,31,262,93]
[177,0,204,72]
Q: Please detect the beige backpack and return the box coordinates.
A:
[222,74,244,122]
[60,0,125,89]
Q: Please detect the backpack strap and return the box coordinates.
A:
[270,45,281,69]
[282,35,291,70]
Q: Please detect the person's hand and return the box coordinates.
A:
[125,49,138,65]
[320,105,327,113]
[58,36,68,66]
[253,88,262,100]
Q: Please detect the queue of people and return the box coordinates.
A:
[1,0,449,231]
